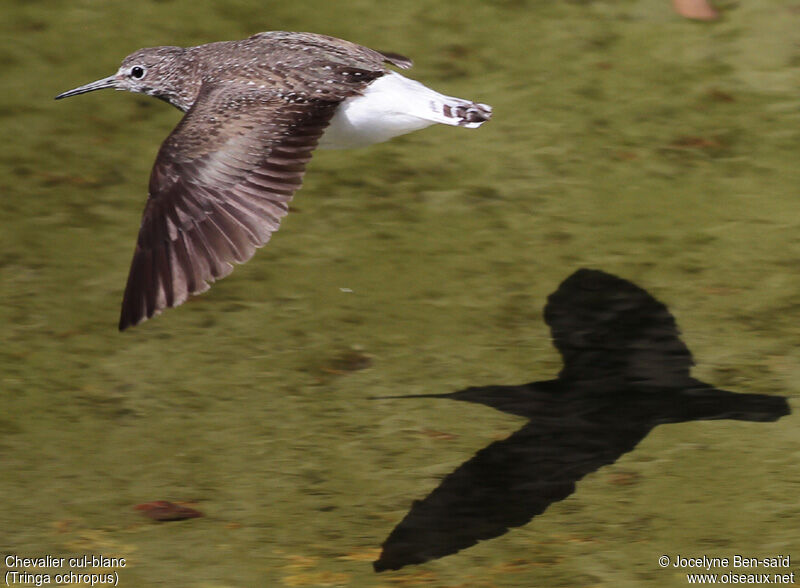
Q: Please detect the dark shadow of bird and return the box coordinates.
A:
[373,268,790,572]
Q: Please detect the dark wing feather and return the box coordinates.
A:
[118,85,340,330]
[378,50,413,70]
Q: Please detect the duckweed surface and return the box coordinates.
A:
[1,1,798,586]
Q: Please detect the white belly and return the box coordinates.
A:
[319,73,438,149]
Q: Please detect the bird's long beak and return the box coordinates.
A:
[55,75,118,100]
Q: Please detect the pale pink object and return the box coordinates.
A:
[672,0,719,20]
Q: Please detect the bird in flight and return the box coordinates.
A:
[56,32,492,330]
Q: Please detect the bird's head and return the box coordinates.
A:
[56,46,196,111]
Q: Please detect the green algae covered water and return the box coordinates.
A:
[1,1,798,586]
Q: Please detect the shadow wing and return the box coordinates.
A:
[375,420,643,571]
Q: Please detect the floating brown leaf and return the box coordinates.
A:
[134,501,203,521]
[608,470,641,486]
[320,350,373,375]
[707,89,735,103]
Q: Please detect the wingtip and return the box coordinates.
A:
[379,50,413,70]
[118,311,138,331]
[119,300,157,331]
[372,557,396,573]
[118,291,141,331]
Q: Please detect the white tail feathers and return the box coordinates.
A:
[319,71,492,149]
[439,100,492,128]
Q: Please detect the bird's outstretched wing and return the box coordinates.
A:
[118,78,375,330]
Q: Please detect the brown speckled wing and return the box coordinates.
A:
[118,83,354,330]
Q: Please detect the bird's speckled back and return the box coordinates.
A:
[126,32,409,112]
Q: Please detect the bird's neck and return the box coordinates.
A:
[151,51,204,112]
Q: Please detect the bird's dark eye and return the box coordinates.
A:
[130,66,146,79]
